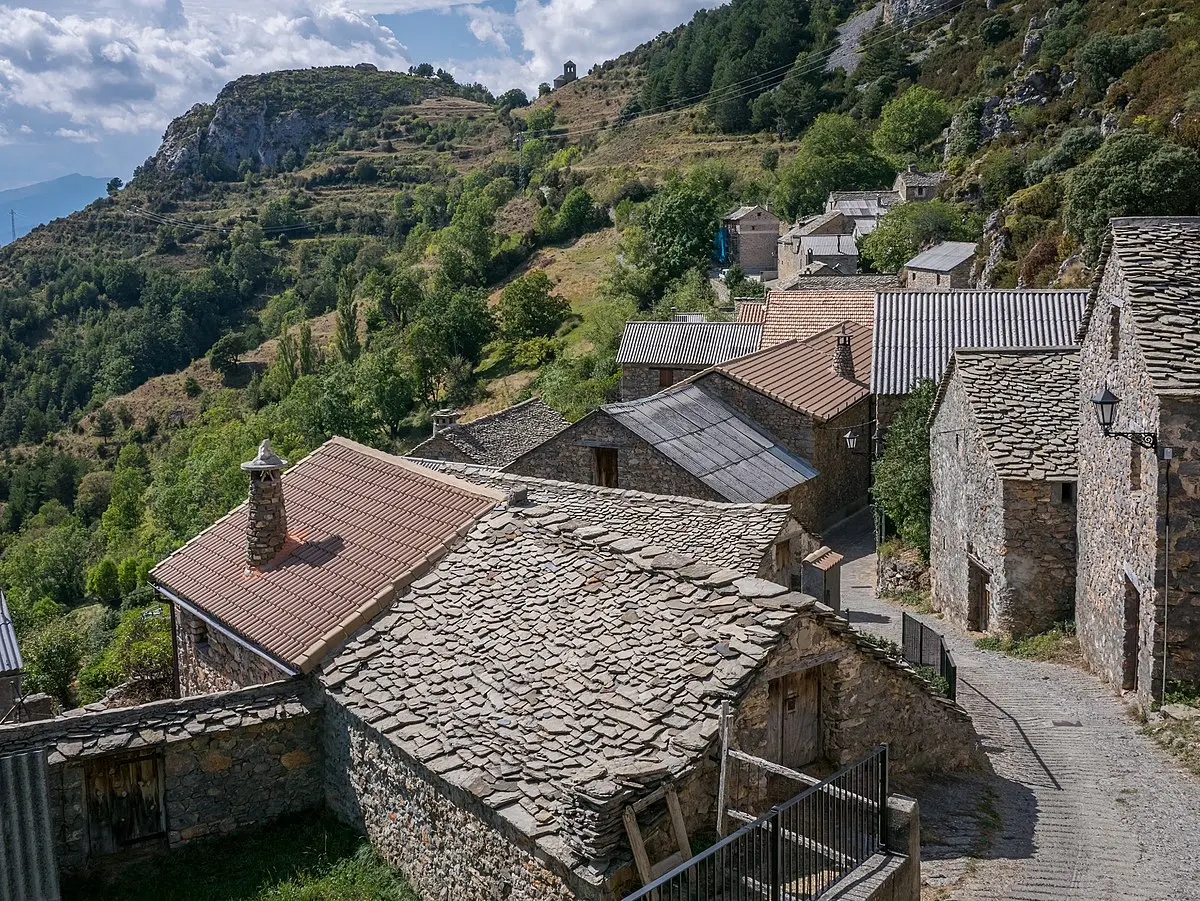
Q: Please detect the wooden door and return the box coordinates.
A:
[1122,577,1140,691]
[968,561,991,632]
[594,447,618,488]
[86,754,165,857]
[770,669,821,769]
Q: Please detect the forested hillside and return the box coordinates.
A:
[3,0,1200,710]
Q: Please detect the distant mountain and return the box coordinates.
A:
[0,174,110,244]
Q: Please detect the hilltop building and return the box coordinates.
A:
[553,60,578,89]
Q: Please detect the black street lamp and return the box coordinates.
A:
[844,429,865,455]
[1090,387,1157,449]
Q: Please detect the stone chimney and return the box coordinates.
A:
[432,409,462,437]
[908,163,919,173]
[242,440,288,569]
[832,327,854,379]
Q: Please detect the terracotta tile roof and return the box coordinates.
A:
[414,460,793,573]
[409,398,569,468]
[736,299,766,323]
[1089,217,1200,395]
[151,438,504,672]
[708,321,871,421]
[932,347,1079,480]
[760,289,876,347]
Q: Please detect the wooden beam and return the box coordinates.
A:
[665,787,691,859]
[629,784,667,815]
[623,805,654,885]
[759,649,845,684]
[726,750,878,808]
[716,699,730,837]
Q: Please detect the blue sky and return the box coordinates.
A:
[0,0,715,191]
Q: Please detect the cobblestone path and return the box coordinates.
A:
[825,513,1200,901]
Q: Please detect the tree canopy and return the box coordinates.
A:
[775,114,895,218]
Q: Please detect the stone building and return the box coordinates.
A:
[929,348,1079,637]
[902,241,977,290]
[553,60,577,89]
[777,211,858,282]
[776,273,897,292]
[0,592,23,719]
[892,165,947,202]
[151,438,504,695]
[720,205,781,276]
[409,397,568,468]
[760,288,876,348]
[825,190,901,236]
[615,320,763,400]
[871,289,1088,427]
[1076,217,1200,702]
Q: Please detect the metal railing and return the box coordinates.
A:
[622,746,889,901]
[901,613,957,703]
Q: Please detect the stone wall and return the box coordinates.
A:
[322,701,597,901]
[903,260,972,290]
[619,364,702,401]
[883,0,954,25]
[176,606,289,696]
[930,377,1075,636]
[0,680,321,874]
[730,211,781,275]
[1158,398,1200,685]
[406,433,476,466]
[1076,259,1169,700]
[1001,480,1076,635]
[506,411,724,502]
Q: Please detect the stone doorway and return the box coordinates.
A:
[85,752,166,859]
[968,559,992,632]
[1122,576,1140,691]
[593,447,618,488]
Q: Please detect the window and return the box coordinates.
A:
[657,367,676,388]
[916,186,926,198]
[1130,443,1142,491]
[1054,481,1077,505]
[775,540,790,572]
[1109,305,1121,361]
[594,447,618,488]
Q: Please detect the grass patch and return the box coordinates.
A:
[973,621,1081,665]
[1142,717,1200,777]
[881,588,934,614]
[63,814,415,901]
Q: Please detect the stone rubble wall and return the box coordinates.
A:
[1157,398,1200,686]
[176,606,289,696]
[1001,480,1076,635]
[0,680,321,874]
[619,364,703,401]
[322,701,596,901]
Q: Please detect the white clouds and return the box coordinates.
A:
[54,127,98,141]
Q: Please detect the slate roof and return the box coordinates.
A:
[760,289,877,347]
[409,398,569,468]
[736,299,766,323]
[777,274,897,292]
[872,290,1088,395]
[725,204,774,222]
[319,504,821,874]
[413,461,793,574]
[151,438,503,672]
[1091,217,1200,395]
[905,241,977,273]
[933,347,1080,480]
[894,169,947,189]
[0,592,21,677]
[708,321,871,421]
[601,385,817,504]
[615,321,764,367]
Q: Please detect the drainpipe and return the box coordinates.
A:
[1162,448,1173,702]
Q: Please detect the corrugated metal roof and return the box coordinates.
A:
[0,593,21,677]
[603,385,817,504]
[710,321,871,421]
[801,235,859,256]
[871,290,1088,395]
[905,241,977,272]
[615,321,764,367]
[0,749,61,901]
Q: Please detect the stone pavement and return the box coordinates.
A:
[825,512,1200,901]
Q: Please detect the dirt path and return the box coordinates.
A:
[825,513,1200,901]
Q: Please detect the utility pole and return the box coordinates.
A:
[9,209,14,244]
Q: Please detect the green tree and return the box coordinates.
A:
[874,87,951,157]
[298,321,320,376]
[77,604,174,703]
[498,271,571,340]
[207,332,247,379]
[872,379,936,555]
[380,268,424,328]
[860,201,970,273]
[86,557,122,606]
[354,347,416,441]
[643,167,732,285]
[105,177,123,197]
[979,147,1025,208]
[333,270,362,364]
[23,618,84,706]
[775,114,895,218]
[94,408,117,442]
[526,106,557,133]
[1065,131,1200,258]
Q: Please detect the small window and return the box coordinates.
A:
[775,541,790,571]
[1055,481,1077,505]
[955,433,961,451]
[916,186,926,197]
[657,367,676,388]
[594,447,618,488]
[1130,443,1142,491]
[1109,305,1121,361]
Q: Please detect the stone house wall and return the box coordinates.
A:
[1077,260,1169,699]
[1158,398,1200,685]
[728,210,781,275]
[930,378,1076,636]
[619,364,703,401]
[322,701,595,901]
[902,259,972,290]
[506,411,724,502]
[406,432,475,465]
[0,681,321,874]
[175,606,289,696]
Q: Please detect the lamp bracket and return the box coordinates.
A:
[1105,429,1157,450]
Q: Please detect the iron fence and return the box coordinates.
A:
[622,746,889,901]
[901,613,957,703]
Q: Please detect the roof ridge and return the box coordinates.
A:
[326,436,507,502]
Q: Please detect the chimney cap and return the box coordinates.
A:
[241,439,287,472]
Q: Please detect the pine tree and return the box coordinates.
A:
[334,269,361,364]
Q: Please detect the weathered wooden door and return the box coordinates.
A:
[968,561,991,632]
[1122,577,1140,691]
[594,447,618,488]
[770,669,821,769]
[86,753,166,857]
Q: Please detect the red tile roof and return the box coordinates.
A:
[151,437,503,672]
[736,299,766,323]
[760,289,876,347]
[709,321,872,421]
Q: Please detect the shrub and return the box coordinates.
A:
[872,379,936,555]
[1076,29,1165,95]
[978,14,1015,46]
[980,148,1026,208]
[874,87,951,157]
